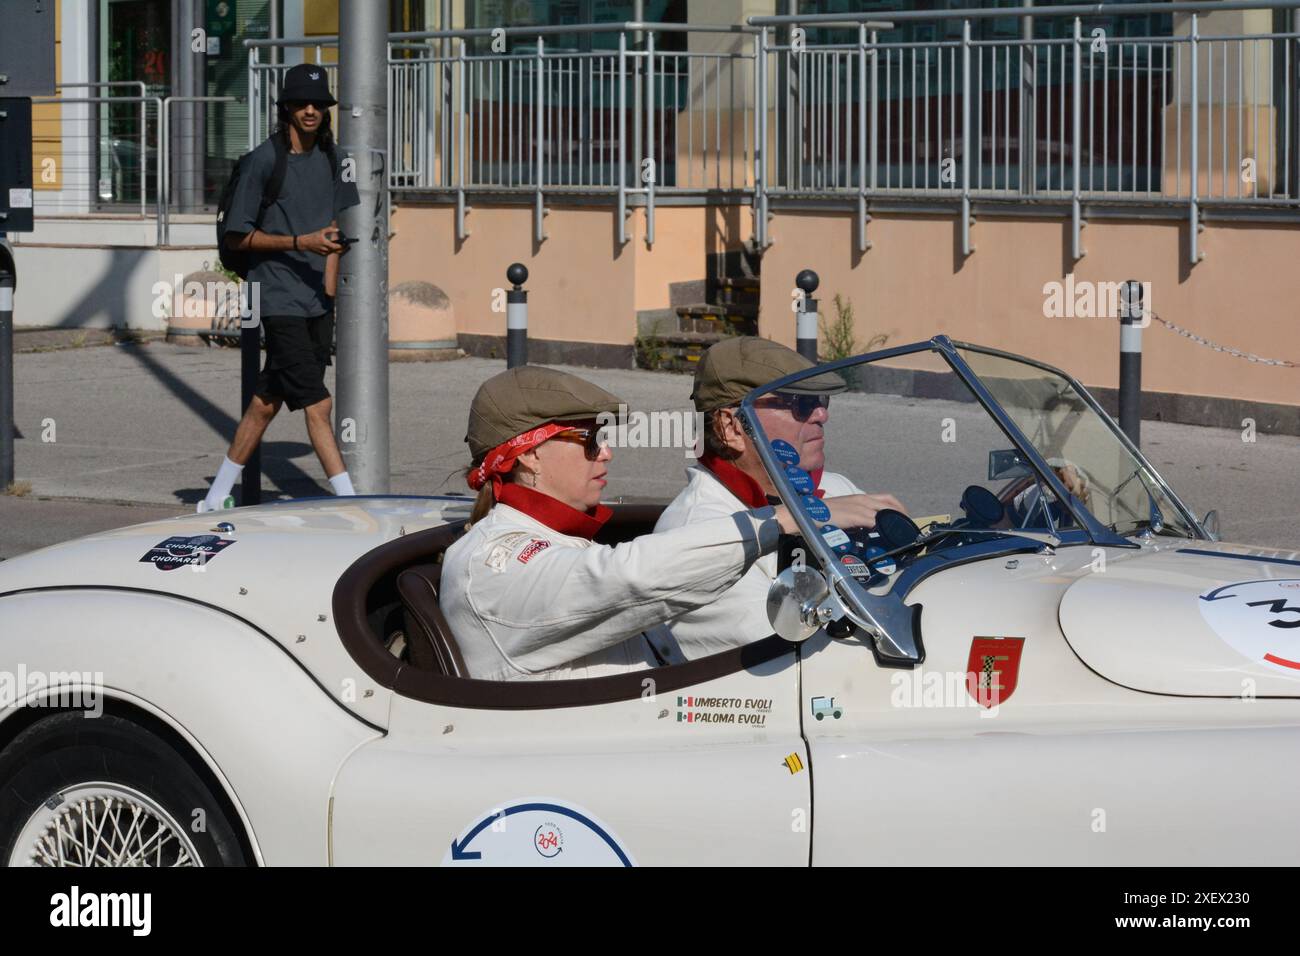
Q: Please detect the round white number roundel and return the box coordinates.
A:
[1198,578,1300,672]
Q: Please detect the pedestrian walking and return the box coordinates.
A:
[198,63,360,511]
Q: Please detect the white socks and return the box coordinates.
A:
[200,459,353,511]
[201,456,244,511]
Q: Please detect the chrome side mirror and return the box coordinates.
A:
[767,566,833,643]
[1202,510,1221,542]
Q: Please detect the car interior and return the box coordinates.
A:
[331,504,792,709]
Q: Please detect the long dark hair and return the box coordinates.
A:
[274,101,335,154]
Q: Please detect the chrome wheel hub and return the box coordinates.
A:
[12,783,202,867]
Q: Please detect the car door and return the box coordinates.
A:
[329,649,810,866]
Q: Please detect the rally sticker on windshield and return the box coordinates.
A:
[771,439,800,465]
[1199,579,1300,671]
[786,465,815,495]
[802,495,830,522]
[139,535,234,571]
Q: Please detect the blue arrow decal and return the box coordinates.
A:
[1199,578,1300,602]
[449,803,632,866]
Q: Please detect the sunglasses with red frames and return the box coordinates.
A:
[547,426,608,460]
[753,393,831,421]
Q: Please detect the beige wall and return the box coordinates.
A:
[390,199,1300,410]
[391,200,753,340]
[391,203,639,344]
[758,211,1300,409]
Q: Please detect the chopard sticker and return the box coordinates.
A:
[1199,578,1300,671]
[516,539,551,564]
[965,636,1025,708]
[139,535,234,571]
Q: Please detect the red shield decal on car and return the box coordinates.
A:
[966,637,1025,709]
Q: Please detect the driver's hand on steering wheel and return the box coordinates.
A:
[1054,464,1090,504]
[823,493,909,530]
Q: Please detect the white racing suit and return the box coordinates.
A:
[441,502,782,681]
[655,464,864,658]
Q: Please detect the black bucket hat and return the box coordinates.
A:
[278,63,337,106]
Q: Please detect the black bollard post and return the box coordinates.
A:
[239,306,262,506]
[1118,279,1144,448]
[506,262,529,369]
[796,269,819,362]
[0,262,14,491]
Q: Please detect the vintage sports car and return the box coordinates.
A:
[0,335,1296,866]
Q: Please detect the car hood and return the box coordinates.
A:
[1058,540,1300,697]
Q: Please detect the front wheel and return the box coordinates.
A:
[0,711,249,867]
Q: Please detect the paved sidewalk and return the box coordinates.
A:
[5,338,1300,552]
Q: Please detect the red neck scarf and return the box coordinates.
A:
[497,482,612,540]
[699,452,825,507]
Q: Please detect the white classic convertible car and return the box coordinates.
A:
[0,336,1296,866]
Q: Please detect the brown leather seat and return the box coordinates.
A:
[396,562,468,678]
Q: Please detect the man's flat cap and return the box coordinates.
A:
[691,337,848,412]
[466,366,623,461]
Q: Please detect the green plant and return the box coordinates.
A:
[212,260,241,286]
[635,319,669,371]
[820,293,886,362]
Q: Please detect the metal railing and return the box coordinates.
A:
[238,5,1300,256]
[752,2,1300,261]
[160,95,242,245]
[249,23,760,245]
[27,83,159,221]
[21,88,243,247]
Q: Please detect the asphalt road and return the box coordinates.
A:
[2,339,1298,559]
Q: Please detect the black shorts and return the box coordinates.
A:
[255,312,334,411]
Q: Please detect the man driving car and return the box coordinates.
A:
[654,338,906,658]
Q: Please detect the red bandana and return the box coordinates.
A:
[468,422,575,492]
[699,452,825,507]
[497,482,612,540]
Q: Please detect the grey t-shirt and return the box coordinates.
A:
[227,136,361,317]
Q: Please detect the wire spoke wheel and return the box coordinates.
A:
[13,783,202,868]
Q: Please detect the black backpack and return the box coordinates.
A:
[215,133,338,278]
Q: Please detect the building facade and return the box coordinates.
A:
[9,1,1300,432]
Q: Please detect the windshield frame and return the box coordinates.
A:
[948,340,1209,540]
[737,334,1208,665]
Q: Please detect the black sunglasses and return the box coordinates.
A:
[753,393,831,421]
